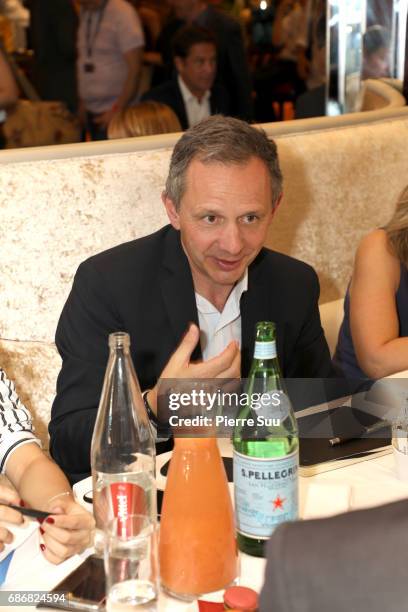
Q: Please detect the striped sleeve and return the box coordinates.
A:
[0,369,41,473]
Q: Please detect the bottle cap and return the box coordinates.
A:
[223,586,258,610]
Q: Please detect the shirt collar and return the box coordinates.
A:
[178,75,210,105]
[196,269,249,316]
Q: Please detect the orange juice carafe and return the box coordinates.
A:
[159,437,238,599]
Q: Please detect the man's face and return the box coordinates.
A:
[163,157,279,299]
[175,43,217,98]
[79,0,104,10]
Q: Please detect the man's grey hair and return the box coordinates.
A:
[164,115,283,210]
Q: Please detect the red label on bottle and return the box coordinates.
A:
[109,482,147,533]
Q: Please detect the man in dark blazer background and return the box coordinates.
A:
[142,25,230,130]
[50,116,333,484]
[156,0,253,121]
[260,498,408,611]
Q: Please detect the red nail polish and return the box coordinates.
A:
[46,517,55,524]
[37,517,45,525]
[39,527,44,535]
[19,500,25,507]
[40,544,45,552]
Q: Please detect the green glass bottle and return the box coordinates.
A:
[233,321,299,557]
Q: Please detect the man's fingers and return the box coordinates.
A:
[193,340,240,378]
[170,324,200,367]
[217,344,241,379]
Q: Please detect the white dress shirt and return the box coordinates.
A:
[78,0,145,113]
[178,75,211,128]
[152,273,248,440]
[196,271,248,360]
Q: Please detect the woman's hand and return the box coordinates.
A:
[40,495,95,564]
[0,485,24,552]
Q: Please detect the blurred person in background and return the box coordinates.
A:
[362,25,390,80]
[142,25,230,129]
[30,0,78,113]
[0,0,29,51]
[77,0,145,140]
[294,7,327,118]
[128,0,164,48]
[0,15,14,52]
[248,0,275,49]
[156,0,253,121]
[272,0,306,89]
[0,368,94,563]
[127,0,169,21]
[0,45,18,107]
[126,1,168,93]
[107,100,181,137]
[295,0,326,92]
[252,0,306,122]
[0,46,18,147]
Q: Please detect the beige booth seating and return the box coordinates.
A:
[1,109,408,449]
[319,299,345,357]
[358,78,405,110]
[380,77,404,94]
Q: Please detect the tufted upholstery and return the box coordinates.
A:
[1,109,408,449]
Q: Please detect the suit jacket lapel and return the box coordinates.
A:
[160,229,201,360]
[241,251,286,377]
[174,79,189,131]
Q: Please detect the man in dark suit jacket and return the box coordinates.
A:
[29,0,78,113]
[156,0,252,120]
[260,499,408,611]
[143,25,230,130]
[50,116,333,484]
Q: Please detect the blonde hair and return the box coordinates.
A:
[108,102,181,139]
[384,185,408,268]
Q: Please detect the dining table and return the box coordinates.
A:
[3,384,408,612]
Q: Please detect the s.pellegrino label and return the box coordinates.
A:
[253,340,276,360]
[233,449,298,539]
[233,321,299,557]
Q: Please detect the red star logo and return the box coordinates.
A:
[272,495,285,511]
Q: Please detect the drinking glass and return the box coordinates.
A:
[104,514,159,611]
